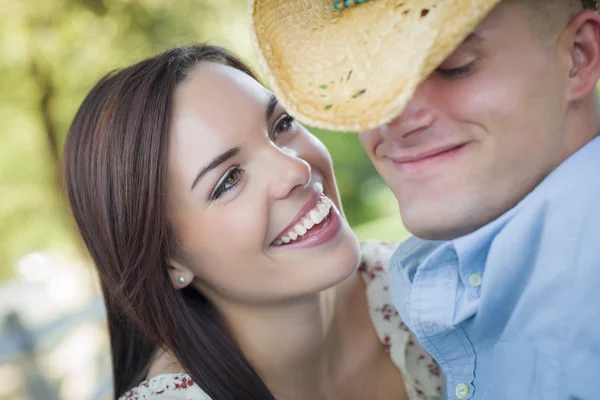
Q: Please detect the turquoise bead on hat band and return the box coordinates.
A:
[334,0,370,10]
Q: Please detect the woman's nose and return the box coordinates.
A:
[266,145,312,200]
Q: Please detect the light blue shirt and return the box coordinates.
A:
[390,136,600,400]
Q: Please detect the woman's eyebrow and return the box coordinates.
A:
[191,147,240,190]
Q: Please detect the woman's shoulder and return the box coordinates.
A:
[358,240,444,400]
[119,373,212,400]
[359,240,398,271]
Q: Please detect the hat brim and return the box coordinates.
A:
[250,0,501,132]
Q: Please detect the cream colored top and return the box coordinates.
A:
[119,242,443,400]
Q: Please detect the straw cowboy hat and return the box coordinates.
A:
[250,0,599,132]
[249,0,520,132]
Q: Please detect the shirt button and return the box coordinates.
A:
[468,273,482,287]
[455,383,469,399]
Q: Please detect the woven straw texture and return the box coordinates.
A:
[251,0,502,132]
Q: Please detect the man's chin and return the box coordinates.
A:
[401,211,475,241]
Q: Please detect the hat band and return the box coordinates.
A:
[333,0,371,10]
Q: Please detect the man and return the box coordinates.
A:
[251,0,600,398]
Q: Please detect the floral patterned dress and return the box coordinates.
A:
[119,241,443,400]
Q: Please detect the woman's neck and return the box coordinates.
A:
[219,271,378,399]
[146,271,381,399]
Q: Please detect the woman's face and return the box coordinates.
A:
[166,62,360,306]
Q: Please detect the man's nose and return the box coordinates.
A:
[380,81,435,141]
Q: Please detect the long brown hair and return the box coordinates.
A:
[64,45,276,399]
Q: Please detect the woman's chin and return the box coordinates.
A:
[300,229,361,295]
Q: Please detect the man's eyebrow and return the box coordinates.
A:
[463,32,484,45]
[265,94,278,122]
[447,32,483,55]
[190,147,240,190]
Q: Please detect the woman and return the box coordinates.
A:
[64,45,442,400]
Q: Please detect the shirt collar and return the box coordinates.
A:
[391,236,446,284]
[452,206,518,288]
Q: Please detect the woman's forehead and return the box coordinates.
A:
[176,62,271,110]
[171,63,273,146]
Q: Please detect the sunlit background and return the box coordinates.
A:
[0,0,409,399]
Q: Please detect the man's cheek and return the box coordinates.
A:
[358,129,380,157]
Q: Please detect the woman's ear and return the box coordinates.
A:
[168,258,195,289]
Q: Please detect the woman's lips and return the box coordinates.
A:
[272,189,322,241]
[272,194,333,246]
[271,196,342,249]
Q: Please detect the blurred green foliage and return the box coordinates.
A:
[0,0,404,281]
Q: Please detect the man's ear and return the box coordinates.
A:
[565,10,600,102]
[168,258,195,289]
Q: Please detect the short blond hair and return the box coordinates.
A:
[516,0,586,40]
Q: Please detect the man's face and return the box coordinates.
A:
[360,1,584,240]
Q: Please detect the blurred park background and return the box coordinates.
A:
[0,0,410,399]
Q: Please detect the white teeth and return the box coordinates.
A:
[295,224,307,236]
[309,209,324,224]
[317,202,328,215]
[274,195,335,246]
[303,217,315,230]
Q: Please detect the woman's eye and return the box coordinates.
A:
[436,60,476,79]
[272,114,295,140]
[211,166,243,200]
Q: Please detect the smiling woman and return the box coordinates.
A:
[63,44,442,400]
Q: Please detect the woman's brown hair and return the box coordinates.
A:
[64,44,276,399]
